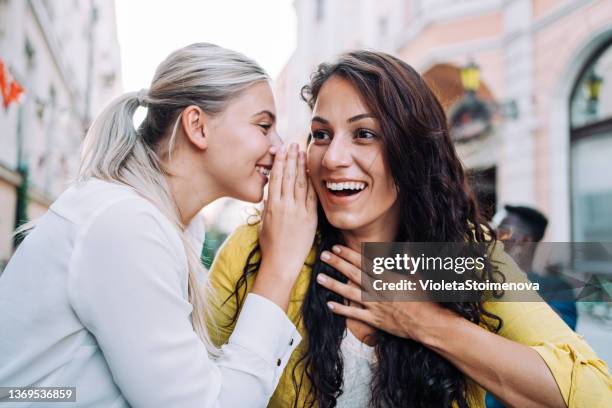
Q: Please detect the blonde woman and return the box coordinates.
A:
[0,43,317,407]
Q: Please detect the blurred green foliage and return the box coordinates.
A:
[201,229,228,269]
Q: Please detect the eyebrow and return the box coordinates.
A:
[311,116,329,125]
[253,110,276,122]
[311,113,376,125]
[347,113,376,123]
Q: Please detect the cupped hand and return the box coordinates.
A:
[257,143,318,286]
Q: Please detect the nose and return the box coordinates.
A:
[265,129,285,158]
[322,133,352,169]
[269,129,283,148]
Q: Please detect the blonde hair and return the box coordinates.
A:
[77,43,269,351]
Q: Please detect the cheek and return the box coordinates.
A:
[251,136,270,161]
[375,165,397,197]
[362,155,398,211]
[230,128,270,166]
[241,126,268,150]
[306,146,324,177]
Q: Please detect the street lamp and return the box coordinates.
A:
[450,60,490,142]
[586,71,603,101]
[585,70,603,115]
[460,61,480,93]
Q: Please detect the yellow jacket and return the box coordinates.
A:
[207,224,612,407]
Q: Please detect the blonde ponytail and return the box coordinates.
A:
[77,43,270,352]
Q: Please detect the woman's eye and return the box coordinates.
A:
[311,129,330,141]
[356,129,377,140]
[258,123,272,132]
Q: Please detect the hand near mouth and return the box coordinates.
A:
[252,142,318,312]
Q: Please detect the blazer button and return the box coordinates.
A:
[276,358,282,366]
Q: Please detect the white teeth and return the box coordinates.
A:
[326,181,366,191]
[255,166,270,176]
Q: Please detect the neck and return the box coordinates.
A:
[164,162,223,226]
[341,204,400,252]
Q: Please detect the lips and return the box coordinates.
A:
[255,165,271,176]
[255,164,272,184]
[322,178,368,205]
[325,180,367,194]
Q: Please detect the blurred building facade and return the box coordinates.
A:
[275,0,612,244]
[0,0,122,269]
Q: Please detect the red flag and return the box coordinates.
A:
[0,59,25,109]
[6,81,24,108]
[0,60,7,100]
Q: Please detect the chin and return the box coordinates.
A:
[237,188,264,203]
[324,211,365,231]
[230,174,266,203]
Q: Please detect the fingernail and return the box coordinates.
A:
[332,245,341,254]
[291,142,298,151]
[320,251,331,261]
[327,302,334,310]
[316,273,327,284]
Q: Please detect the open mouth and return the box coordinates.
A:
[255,165,271,177]
[325,181,367,197]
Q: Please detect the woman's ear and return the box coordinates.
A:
[181,105,208,150]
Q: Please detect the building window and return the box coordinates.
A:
[379,16,388,37]
[24,38,35,71]
[0,0,9,40]
[570,39,612,242]
[315,0,324,22]
[42,0,55,21]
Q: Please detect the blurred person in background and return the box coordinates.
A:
[486,205,578,408]
[0,43,318,407]
[208,50,612,408]
[496,204,578,330]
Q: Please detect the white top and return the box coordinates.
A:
[336,328,376,408]
[0,178,301,407]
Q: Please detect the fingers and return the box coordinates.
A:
[320,250,362,287]
[331,245,380,282]
[268,145,286,201]
[269,142,310,206]
[330,245,361,268]
[281,143,298,198]
[295,151,307,202]
[306,176,317,213]
[326,301,373,323]
[316,273,362,303]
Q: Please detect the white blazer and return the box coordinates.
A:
[0,178,300,407]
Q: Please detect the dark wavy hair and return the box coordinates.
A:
[227,50,504,408]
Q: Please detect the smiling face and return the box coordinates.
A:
[204,81,281,202]
[307,76,400,235]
